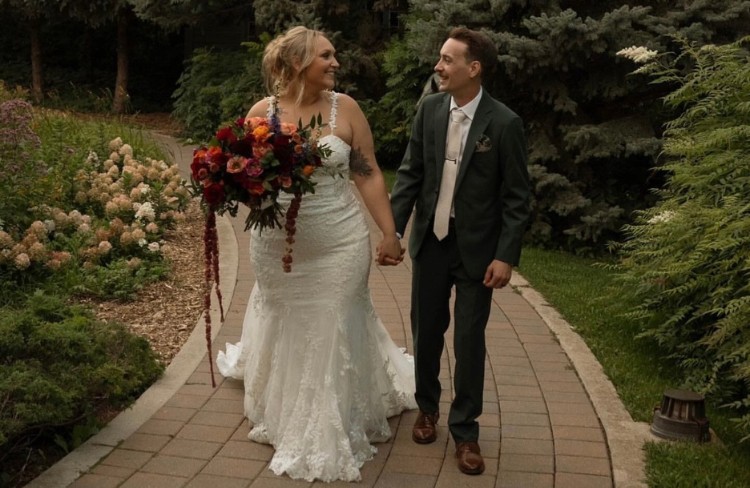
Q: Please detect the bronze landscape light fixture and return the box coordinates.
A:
[651,388,710,442]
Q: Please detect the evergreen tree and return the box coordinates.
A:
[385,0,750,251]
[251,0,392,100]
[129,0,252,30]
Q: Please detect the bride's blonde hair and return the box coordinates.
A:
[263,26,325,106]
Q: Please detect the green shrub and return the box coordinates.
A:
[172,41,266,142]
[0,292,163,461]
[0,98,50,232]
[0,81,28,104]
[71,256,168,300]
[614,37,750,439]
[366,38,430,170]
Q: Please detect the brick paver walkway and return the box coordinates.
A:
[31,135,649,488]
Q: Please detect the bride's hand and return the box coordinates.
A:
[377,235,404,266]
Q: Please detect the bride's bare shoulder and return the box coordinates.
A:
[334,92,360,111]
[246,98,270,118]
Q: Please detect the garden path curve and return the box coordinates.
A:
[27,134,652,488]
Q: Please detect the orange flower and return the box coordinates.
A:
[245,116,267,130]
[302,165,315,176]
[207,145,223,162]
[253,125,271,142]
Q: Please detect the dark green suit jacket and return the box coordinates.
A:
[391,91,530,279]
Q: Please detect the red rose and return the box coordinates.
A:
[191,147,208,179]
[247,180,265,196]
[216,126,237,144]
[203,182,225,206]
[229,138,254,158]
[207,146,227,170]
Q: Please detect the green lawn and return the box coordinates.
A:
[517,246,750,488]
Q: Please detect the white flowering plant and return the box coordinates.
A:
[0,136,191,283]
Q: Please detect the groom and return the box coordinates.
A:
[388,27,530,475]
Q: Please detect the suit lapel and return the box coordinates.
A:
[454,93,492,195]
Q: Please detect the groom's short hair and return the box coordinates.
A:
[448,27,498,79]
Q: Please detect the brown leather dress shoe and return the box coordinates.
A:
[456,441,485,475]
[412,411,439,444]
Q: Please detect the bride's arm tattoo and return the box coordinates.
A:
[349,147,374,177]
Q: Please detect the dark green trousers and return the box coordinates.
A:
[411,223,493,443]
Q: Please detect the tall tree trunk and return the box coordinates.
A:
[29,18,43,104]
[112,9,130,114]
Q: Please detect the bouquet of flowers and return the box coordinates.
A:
[189,111,329,386]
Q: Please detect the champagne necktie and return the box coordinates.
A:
[433,109,467,240]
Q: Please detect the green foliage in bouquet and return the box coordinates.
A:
[0,292,163,470]
[614,36,750,440]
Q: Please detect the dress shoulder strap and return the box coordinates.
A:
[265,96,277,119]
[328,91,338,134]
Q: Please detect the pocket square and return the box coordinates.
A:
[475,135,492,153]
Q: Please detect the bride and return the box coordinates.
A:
[216,26,417,482]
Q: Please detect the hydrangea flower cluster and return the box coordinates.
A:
[0,137,190,275]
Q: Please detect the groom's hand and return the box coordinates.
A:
[483,260,512,288]
[376,236,404,266]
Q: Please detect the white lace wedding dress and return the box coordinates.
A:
[216,92,417,483]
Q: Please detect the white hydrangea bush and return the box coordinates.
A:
[0,137,191,275]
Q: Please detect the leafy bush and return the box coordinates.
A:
[72,256,168,300]
[0,98,50,231]
[614,37,750,439]
[0,81,28,104]
[0,292,163,466]
[172,41,266,142]
[366,38,433,170]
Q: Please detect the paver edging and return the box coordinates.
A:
[510,272,654,488]
[25,215,238,488]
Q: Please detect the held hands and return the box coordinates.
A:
[376,235,405,266]
[483,260,513,288]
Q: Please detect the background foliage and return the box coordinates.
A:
[614,36,750,438]
[382,0,750,252]
[2,1,749,252]
[171,42,266,140]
